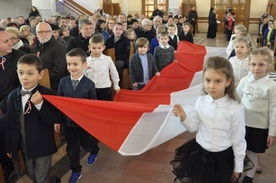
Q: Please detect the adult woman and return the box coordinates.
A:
[207,7,217,39]
[102,17,116,41]
[28,6,40,18]
[59,25,73,46]
[19,25,35,46]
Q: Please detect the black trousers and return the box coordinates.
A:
[96,87,112,101]
[64,125,99,173]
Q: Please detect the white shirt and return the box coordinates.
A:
[229,56,249,83]
[226,34,236,56]
[21,85,43,111]
[183,95,246,172]
[236,75,276,136]
[85,54,120,90]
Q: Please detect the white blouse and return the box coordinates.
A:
[229,56,249,84]
[182,94,246,172]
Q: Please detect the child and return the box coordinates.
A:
[57,48,99,183]
[5,54,58,182]
[229,37,251,85]
[85,34,120,101]
[129,37,160,90]
[236,48,276,183]
[178,22,194,43]
[153,31,175,71]
[225,12,235,41]
[149,25,166,55]
[167,24,179,50]
[172,56,246,183]
[226,24,247,57]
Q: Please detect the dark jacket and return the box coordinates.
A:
[178,31,194,43]
[5,85,57,159]
[136,28,156,44]
[31,36,67,90]
[70,26,79,37]
[188,10,198,24]
[208,12,217,24]
[105,34,130,63]
[57,75,96,127]
[67,32,97,55]
[129,53,159,84]
[0,49,25,127]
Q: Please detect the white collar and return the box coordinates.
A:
[70,74,83,81]
[159,43,170,48]
[248,74,269,84]
[89,53,105,60]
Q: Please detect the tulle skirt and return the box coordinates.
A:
[170,139,235,183]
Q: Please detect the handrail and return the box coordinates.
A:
[66,0,93,16]
[56,0,81,19]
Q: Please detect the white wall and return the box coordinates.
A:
[0,0,31,19]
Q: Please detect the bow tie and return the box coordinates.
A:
[20,90,32,96]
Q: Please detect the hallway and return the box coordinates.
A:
[12,33,276,183]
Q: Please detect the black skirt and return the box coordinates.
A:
[170,139,234,183]
[245,126,268,153]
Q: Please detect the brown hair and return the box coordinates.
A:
[249,48,274,73]
[135,37,149,50]
[203,56,236,100]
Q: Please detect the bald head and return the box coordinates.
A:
[36,22,52,43]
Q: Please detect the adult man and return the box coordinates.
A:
[58,17,68,27]
[0,19,9,28]
[29,16,38,35]
[105,22,130,84]
[67,19,97,55]
[136,19,156,44]
[17,16,26,27]
[152,16,162,34]
[188,6,198,36]
[69,18,79,37]
[117,13,126,23]
[0,27,25,181]
[31,22,67,90]
[152,5,164,17]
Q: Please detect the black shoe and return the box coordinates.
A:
[242,176,253,183]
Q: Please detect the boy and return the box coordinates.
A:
[225,12,235,41]
[85,34,120,100]
[5,54,57,182]
[129,38,160,90]
[153,31,175,71]
[178,22,194,43]
[167,24,179,50]
[57,48,99,183]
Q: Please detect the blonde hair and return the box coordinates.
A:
[235,24,247,33]
[249,48,274,73]
[125,28,136,40]
[6,27,20,38]
[234,37,252,49]
[259,47,275,72]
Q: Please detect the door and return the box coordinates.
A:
[212,0,251,32]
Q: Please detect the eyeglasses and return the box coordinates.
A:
[36,30,51,34]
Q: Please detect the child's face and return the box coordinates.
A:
[168,27,176,35]
[183,25,190,33]
[129,32,136,40]
[158,36,169,46]
[235,29,242,37]
[249,55,269,80]
[204,69,231,100]
[17,63,43,90]
[235,42,250,59]
[89,42,105,58]
[138,45,148,55]
[66,56,87,79]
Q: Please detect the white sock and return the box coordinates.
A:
[246,150,258,178]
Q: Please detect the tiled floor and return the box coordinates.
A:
[12,33,276,183]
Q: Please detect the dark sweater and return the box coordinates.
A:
[153,46,175,71]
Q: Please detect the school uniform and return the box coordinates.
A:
[178,31,194,43]
[57,75,99,173]
[236,75,276,153]
[168,34,179,50]
[171,95,246,183]
[229,56,249,83]
[5,84,57,182]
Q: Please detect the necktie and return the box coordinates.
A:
[0,57,6,70]
[72,80,79,91]
[20,90,32,96]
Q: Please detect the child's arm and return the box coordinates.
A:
[109,58,120,92]
[268,86,276,146]
[267,136,275,147]
[173,104,186,122]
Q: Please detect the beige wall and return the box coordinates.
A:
[123,0,267,34]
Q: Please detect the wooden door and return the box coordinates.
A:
[142,0,168,18]
[212,0,251,32]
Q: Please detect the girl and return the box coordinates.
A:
[236,48,276,183]
[226,24,247,57]
[172,56,246,183]
[229,37,251,85]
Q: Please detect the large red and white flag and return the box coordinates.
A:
[43,42,227,155]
